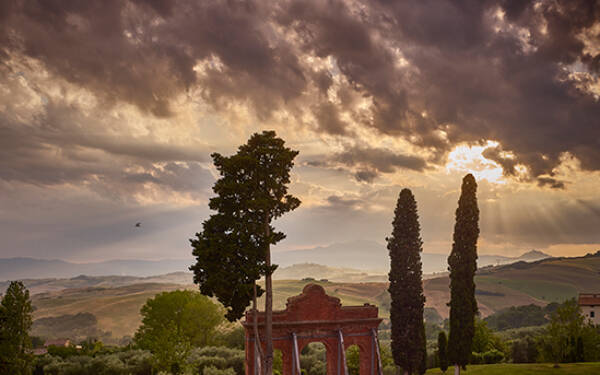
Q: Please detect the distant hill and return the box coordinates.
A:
[0,272,193,295]
[0,242,550,281]
[273,263,387,282]
[25,250,598,342]
[272,240,551,273]
[0,257,193,281]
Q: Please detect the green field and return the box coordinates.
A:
[478,276,577,303]
[425,363,600,374]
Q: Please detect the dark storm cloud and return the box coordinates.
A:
[368,0,600,179]
[0,93,214,195]
[307,146,428,182]
[0,0,307,118]
[1,0,599,186]
[536,177,566,190]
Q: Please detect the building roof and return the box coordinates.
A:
[578,293,600,306]
[32,348,48,356]
[44,338,70,347]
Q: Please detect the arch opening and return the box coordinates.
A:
[345,344,360,375]
[300,342,327,375]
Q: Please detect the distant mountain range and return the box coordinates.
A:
[0,240,550,281]
[0,257,194,281]
[272,240,551,274]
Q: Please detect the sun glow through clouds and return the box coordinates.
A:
[445,141,505,184]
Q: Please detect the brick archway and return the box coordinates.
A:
[243,284,383,375]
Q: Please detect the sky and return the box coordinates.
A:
[0,0,599,262]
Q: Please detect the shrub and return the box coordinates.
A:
[203,365,236,375]
[482,349,504,364]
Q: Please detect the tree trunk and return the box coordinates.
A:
[253,282,264,375]
[264,214,273,375]
[454,364,460,375]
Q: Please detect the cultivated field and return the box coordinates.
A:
[29,252,600,340]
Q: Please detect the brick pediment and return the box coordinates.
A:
[283,284,342,321]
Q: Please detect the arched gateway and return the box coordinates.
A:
[243,284,383,375]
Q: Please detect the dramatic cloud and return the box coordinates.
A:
[308,146,428,182]
[0,0,599,261]
[2,0,598,183]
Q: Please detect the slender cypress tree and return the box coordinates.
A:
[418,322,427,375]
[447,174,479,375]
[388,188,426,375]
[438,331,448,374]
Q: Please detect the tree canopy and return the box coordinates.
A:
[540,298,600,364]
[0,281,33,375]
[134,290,225,374]
[190,131,300,375]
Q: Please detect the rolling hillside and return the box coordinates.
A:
[25,251,600,342]
[1,243,549,281]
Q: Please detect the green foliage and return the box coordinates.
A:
[387,188,426,374]
[425,322,443,341]
[448,174,479,369]
[346,345,360,375]
[32,312,107,343]
[0,280,34,375]
[190,130,301,322]
[437,331,448,373]
[31,336,45,349]
[47,345,80,359]
[511,337,539,363]
[425,308,443,325]
[298,343,327,375]
[539,298,600,364]
[187,346,245,375]
[214,325,246,350]
[134,290,225,373]
[485,304,551,331]
[470,349,504,365]
[204,365,237,375]
[33,349,153,375]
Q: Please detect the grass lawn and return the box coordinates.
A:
[425,363,600,374]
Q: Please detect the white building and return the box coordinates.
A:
[578,293,600,325]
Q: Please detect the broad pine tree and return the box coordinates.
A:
[190,131,300,375]
[438,331,448,374]
[388,188,426,375]
[447,174,479,375]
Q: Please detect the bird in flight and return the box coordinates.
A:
[135,222,141,228]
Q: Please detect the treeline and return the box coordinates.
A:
[423,299,600,369]
[484,303,560,331]
[32,312,112,344]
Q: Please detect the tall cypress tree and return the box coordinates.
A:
[437,331,448,374]
[447,174,479,375]
[388,188,426,375]
[0,281,33,375]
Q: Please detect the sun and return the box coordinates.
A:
[445,141,505,184]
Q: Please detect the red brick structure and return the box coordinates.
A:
[243,284,383,375]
